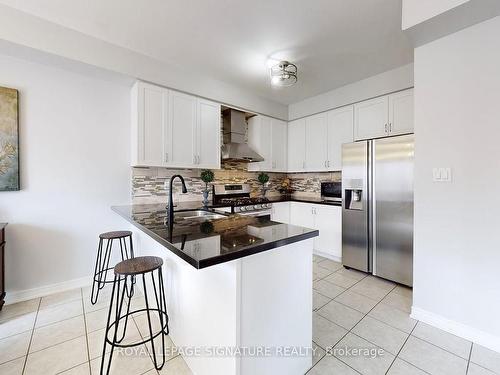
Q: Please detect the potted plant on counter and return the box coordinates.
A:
[258,172,270,197]
[200,169,215,207]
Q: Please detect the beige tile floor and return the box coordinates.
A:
[309,255,500,375]
[0,257,498,374]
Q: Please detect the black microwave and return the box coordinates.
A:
[321,181,342,203]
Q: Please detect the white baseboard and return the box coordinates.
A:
[5,275,93,305]
[313,250,342,263]
[411,306,500,353]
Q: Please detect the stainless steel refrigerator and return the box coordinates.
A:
[342,134,414,286]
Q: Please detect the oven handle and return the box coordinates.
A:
[235,209,272,217]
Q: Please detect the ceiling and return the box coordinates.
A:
[0,0,414,105]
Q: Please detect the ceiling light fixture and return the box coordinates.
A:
[269,61,297,87]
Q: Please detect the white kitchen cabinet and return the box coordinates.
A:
[388,89,414,136]
[248,116,287,172]
[196,99,221,169]
[247,116,272,171]
[290,202,315,228]
[131,82,168,166]
[305,113,328,171]
[271,202,290,223]
[354,95,389,140]
[131,81,220,169]
[312,204,342,260]
[168,90,197,167]
[271,119,287,172]
[289,202,342,261]
[327,106,354,171]
[354,88,414,141]
[287,119,306,172]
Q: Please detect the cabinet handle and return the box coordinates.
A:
[327,160,330,168]
[165,153,169,163]
[389,123,392,133]
[385,124,388,133]
[197,155,200,164]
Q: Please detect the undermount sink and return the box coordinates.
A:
[174,210,227,220]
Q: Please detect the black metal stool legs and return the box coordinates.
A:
[100,256,169,375]
[91,232,134,305]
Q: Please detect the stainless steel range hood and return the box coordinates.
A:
[221,109,264,162]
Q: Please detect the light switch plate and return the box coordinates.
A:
[433,167,452,182]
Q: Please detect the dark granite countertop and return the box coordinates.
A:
[267,196,342,207]
[112,204,318,269]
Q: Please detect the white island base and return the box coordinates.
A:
[134,230,313,375]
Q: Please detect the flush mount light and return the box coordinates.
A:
[269,61,297,87]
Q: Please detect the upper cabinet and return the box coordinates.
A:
[388,89,414,136]
[354,88,414,141]
[327,106,354,171]
[248,116,287,172]
[287,118,306,172]
[305,113,328,171]
[131,81,220,169]
[287,106,353,173]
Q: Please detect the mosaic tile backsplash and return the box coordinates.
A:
[132,161,341,205]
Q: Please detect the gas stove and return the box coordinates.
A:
[213,184,272,217]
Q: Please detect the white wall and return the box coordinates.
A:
[288,64,413,120]
[402,0,470,29]
[0,4,288,120]
[413,16,500,351]
[0,53,131,300]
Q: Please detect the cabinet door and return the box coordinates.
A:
[197,99,221,169]
[289,202,314,228]
[388,89,414,136]
[305,113,328,171]
[168,91,197,167]
[287,119,306,172]
[327,106,354,171]
[354,96,389,141]
[271,202,290,224]
[271,119,287,172]
[134,82,167,166]
[247,116,272,171]
[313,205,342,260]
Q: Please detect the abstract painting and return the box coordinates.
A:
[0,86,19,191]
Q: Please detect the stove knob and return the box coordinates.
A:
[254,204,262,210]
[239,206,246,212]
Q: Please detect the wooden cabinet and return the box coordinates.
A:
[248,116,287,172]
[287,119,306,172]
[354,88,414,141]
[0,224,6,311]
[305,113,328,171]
[327,106,354,171]
[271,202,290,223]
[131,81,220,169]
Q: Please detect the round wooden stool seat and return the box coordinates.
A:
[114,256,163,276]
[99,230,132,239]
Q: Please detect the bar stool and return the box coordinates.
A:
[91,231,134,305]
[100,256,169,374]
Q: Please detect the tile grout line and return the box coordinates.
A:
[21,297,42,375]
[465,342,473,374]
[80,288,92,374]
[310,261,391,374]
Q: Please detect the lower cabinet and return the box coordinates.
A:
[288,202,342,261]
[271,202,290,223]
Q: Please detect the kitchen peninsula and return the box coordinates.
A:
[112,203,318,375]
